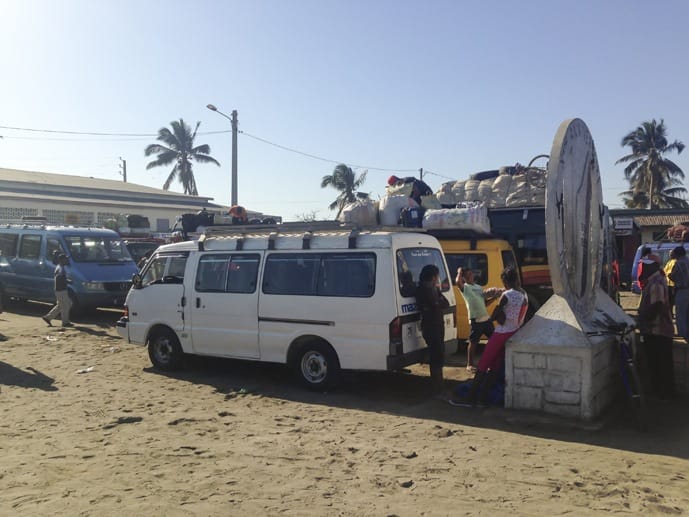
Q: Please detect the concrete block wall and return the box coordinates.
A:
[507,339,617,420]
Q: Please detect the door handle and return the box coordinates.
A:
[196,297,201,308]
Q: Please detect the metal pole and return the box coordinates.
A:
[231,110,238,206]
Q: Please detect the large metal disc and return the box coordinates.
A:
[545,119,604,318]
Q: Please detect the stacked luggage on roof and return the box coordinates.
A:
[338,164,546,234]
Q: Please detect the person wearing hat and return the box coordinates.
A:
[387,175,433,205]
[638,254,676,399]
[42,253,73,328]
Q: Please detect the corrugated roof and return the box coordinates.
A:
[0,191,215,211]
[0,167,213,201]
[633,214,689,227]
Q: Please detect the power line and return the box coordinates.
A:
[423,169,455,181]
[0,124,230,137]
[239,131,419,173]
[1,123,427,174]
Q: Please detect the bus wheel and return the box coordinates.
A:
[148,329,184,371]
[293,341,340,391]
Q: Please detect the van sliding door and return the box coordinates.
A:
[190,253,261,359]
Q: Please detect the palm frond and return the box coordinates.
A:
[162,164,179,190]
[144,143,173,157]
[194,154,221,166]
[145,150,178,170]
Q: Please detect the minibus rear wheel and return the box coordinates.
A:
[293,340,340,391]
[148,328,184,371]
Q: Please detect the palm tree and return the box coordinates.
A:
[320,164,369,219]
[616,119,687,209]
[145,119,220,195]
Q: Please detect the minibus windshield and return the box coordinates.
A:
[64,235,134,263]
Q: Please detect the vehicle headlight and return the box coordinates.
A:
[83,282,104,291]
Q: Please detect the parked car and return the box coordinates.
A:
[117,223,457,390]
[0,226,138,315]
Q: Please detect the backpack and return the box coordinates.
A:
[399,206,424,228]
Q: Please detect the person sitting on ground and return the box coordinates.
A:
[450,266,527,407]
[455,267,504,372]
[387,175,433,205]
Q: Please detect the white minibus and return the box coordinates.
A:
[117,224,457,389]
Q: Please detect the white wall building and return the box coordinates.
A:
[0,168,275,230]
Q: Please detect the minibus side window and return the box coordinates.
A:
[263,254,319,296]
[226,255,260,294]
[47,238,66,262]
[196,254,230,292]
[0,233,18,258]
[141,256,168,286]
[18,235,42,260]
[318,253,375,297]
[167,256,187,279]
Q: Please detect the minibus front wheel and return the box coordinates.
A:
[148,328,184,371]
[292,340,340,391]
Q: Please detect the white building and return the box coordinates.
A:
[0,168,276,230]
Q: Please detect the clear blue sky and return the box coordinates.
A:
[1,0,688,219]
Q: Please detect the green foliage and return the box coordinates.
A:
[616,119,686,209]
[320,164,370,219]
[145,119,220,196]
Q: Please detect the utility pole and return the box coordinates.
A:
[206,104,239,206]
[119,157,127,182]
[419,167,424,182]
[231,110,238,206]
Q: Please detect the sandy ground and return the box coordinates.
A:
[1,293,689,516]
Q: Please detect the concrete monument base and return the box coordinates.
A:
[505,289,634,420]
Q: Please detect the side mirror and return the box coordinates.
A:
[132,273,142,289]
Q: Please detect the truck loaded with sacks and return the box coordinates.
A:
[337,160,618,340]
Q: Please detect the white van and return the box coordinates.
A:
[117,223,457,389]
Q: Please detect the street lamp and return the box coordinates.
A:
[207,104,238,206]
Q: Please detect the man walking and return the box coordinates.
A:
[42,254,73,328]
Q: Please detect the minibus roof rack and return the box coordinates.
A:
[202,220,424,236]
[197,221,425,251]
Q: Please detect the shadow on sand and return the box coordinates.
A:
[2,299,121,329]
[143,354,689,461]
[0,362,58,391]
